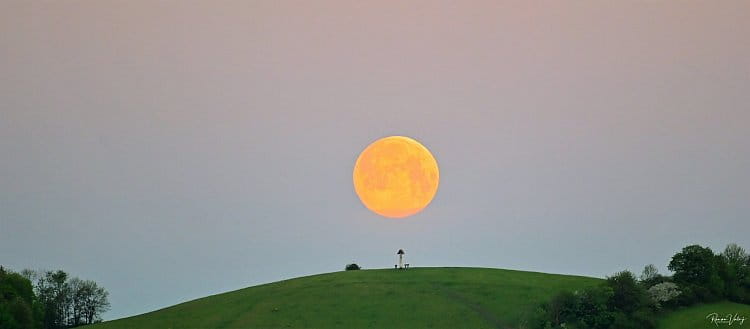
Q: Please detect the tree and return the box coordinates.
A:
[603,271,657,329]
[668,245,724,303]
[76,280,109,325]
[669,245,716,284]
[647,282,680,309]
[722,243,749,265]
[605,271,651,315]
[345,264,361,271]
[67,278,83,327]
[0,266,37,329]
[640,264,659,282]
[575,286,615,329]
[638,264,670,289]
[720,243,750,303]
[539,290,578,328]
[24,269,110,328]
[34,270,69,329]
[535,286,617,329]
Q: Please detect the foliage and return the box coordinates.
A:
[647,282,680,309]
[722,243,749,265]
[640,264,659,283]
[344,264,361,271]
[575,286,616,328]
[537,290,578,328]
[720,243,750,303]
[535,271,657,329]
[639,264,671,290]
[1,267,109,329]
[605,271,653,315]
[640,274,671,290]
[69,278,110,326]
[0,266,37,329]
[35,270,68,329]
[668,245,724,303]
[663,243,750,306]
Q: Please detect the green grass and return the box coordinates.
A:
[89,267,748,329]
[88,267,602,329]
[657,301,750,329]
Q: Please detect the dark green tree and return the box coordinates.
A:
[35,270,69,329]
[0,266,37,329]
[668,245,724,303]
[605,271,652,315]
[720,243,750,303]
[539,290,578,328]
[575,286,615,329]
[344,264,361,271]
[25,269,109,328]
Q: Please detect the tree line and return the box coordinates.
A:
[0,267,109,329]
[532,242,750,329]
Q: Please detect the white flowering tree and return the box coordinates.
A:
[647,282,680,308]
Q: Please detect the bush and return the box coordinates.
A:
[576,286,615,329]
[534,287,615,329]
[606,271,652,315]
[535,271,657,329]
[344,264,360,271]
[534,290,576,328]
[647,282,680,309]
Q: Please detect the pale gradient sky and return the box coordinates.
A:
[1,1,749,320]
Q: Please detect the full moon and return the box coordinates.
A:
[353,136,440,218]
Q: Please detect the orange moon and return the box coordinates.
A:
[353,136,439,218]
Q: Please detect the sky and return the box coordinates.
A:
[1,0,749,320]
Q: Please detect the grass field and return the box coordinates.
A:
[657,301,750,329]
[88,267,602,329]
[87,267,750,329]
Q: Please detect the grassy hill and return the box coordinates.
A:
[88,267,749,329]
[88,267,602,329]
[657,301,750,329]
